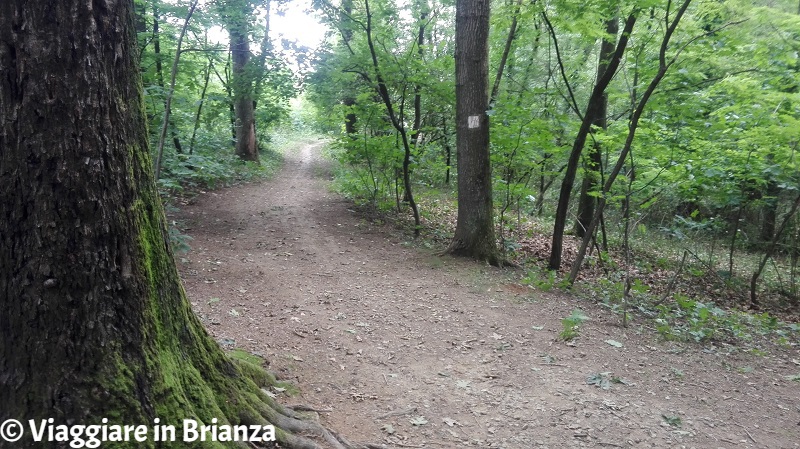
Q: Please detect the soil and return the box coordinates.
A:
[173,142,800,449]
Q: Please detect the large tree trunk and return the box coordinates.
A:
[226,0,260,162]
[0,2,350,447]
[341,0,358,136]
[446,0,500,265]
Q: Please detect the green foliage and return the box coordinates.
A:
[522,268,573,292]
[327,131,404,210]
[311,0,800,318]
[587,372,630,390]
[158,148,279,193]
[136,0,297,193]
[560,309,589,341]
[653,293,793,343]
[662,414,682,428]
[307,0,458,216]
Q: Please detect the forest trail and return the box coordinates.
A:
[174,142,800,449]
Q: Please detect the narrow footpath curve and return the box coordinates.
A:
[174,142,800,448]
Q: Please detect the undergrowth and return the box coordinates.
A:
[157,148,282,195]
[322,141,799,349]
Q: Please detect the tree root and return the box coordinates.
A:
[232,356,381,449]
[441,240,517,268]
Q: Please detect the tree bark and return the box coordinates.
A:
[225,0,260,162]
[446,0,500,265]
[341,0,358,135]
[0,2,351,447]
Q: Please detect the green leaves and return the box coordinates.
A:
[560,309,589,341]
[587,372,631,390]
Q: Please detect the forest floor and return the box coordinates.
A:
[172,141,800,449]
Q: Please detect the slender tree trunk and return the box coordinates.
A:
[154,0,200,180]
[253,0,273,101]
[568,0,694,283]
[404,0,429,204]
[152,1,183,154]
[341,0,358,135]
[760,152,780,243]
[363,0,421,234]
[252,0,273,145]
[761,185,779,242]
[443,116,452,184]
[411,0,428,146]
[135,0,148,53]
[490,0,524,105]
[575,16,618,237]
[548,13,637,270]
[212,55,238,146]
[446,0,500,265]
[190,56,214,155]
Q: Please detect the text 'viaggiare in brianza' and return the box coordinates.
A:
[0,417,276,447]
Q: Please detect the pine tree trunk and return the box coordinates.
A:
[446,0,500,265]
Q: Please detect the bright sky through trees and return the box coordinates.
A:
[199,0,326,53]
[273,0,328,50]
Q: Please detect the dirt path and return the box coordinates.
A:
[174,142,800,449]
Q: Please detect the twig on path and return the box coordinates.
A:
[387,442,424,448]
[734,423,757,444]
[287,404,333,413]
[473,415,482,429]
[376,407,417,419]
